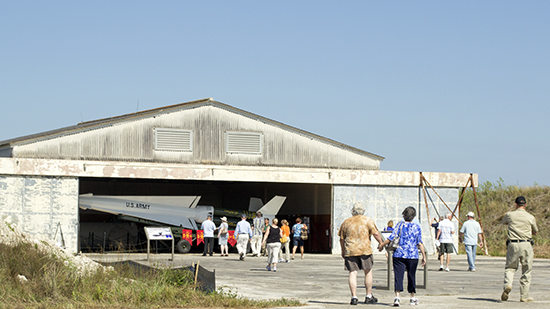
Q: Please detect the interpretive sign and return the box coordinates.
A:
[144,227,174,261]
[144,227,173,240]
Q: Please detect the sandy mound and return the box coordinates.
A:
[0,216,109,276]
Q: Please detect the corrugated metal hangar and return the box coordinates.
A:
[0,98,476,255]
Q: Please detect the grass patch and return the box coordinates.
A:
[0,242,301,308]
[459,179,550,258]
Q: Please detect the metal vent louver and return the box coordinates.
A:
[155,128,192,151]
[226,132,262,154]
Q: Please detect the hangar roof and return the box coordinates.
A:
[0,98,384,169]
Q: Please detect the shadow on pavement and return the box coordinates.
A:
[458,297,501,303]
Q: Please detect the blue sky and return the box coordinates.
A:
[1,1,549,186]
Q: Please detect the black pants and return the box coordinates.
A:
[203,237,214,255]
[393,257,419,293]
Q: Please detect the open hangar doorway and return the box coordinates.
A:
[78,177,333,254]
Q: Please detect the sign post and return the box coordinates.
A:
[144,227,174,262]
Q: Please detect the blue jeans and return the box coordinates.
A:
[465,244,477,270]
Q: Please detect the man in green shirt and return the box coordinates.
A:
[501,196,538,302]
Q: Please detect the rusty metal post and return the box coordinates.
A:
[453,176,471,214]
[422,176,461,225]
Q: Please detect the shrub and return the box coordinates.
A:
[459,179,550,258]
[0,241,302,308]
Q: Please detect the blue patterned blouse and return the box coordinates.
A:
[387,221,423,259]
[292,223,304,238]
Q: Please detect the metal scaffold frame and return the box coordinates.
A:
[419,172,489,256]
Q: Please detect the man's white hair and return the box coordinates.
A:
[352,202,365,216]
[446,212,453,218]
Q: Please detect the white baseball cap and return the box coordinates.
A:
[467,212,475,217]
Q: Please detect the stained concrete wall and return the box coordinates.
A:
[0,175,79,253]
[333,185,460,255]
[0,158,477,188]
[0,157,473,256]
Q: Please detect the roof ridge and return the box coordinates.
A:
[0,98,384,161]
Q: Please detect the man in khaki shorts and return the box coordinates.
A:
[501,196,538,302]
[338,202,383,305]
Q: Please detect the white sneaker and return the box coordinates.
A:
[445,267,450,272]
[393,297,400,306]
[409,298,419,305]
[278,259,285,263]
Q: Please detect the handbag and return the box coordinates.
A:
[280,235,288,243]
[300,230,308,240]
[385,222,403,252]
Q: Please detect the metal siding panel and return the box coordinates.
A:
[11,105,381,169]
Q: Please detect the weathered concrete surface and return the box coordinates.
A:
[87,252,550,309]
[332,186,460,255]
[0,175,79,253]
[0,158,477,187]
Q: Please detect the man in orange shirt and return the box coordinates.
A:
[338,202,383,305]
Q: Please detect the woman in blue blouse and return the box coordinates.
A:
[291,217,308,260]
[378,207,426,307]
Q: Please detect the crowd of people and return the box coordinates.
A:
[200,211,308,269]
[200,195,538,306]
[338,196,538,306]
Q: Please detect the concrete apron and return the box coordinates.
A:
[87,253,550,309]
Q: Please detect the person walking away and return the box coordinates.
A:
[251,212,264,257]
[278,219,291,263]
[291,217,308,260]
[200,215,216,256]
[378,206,426,306]
[459,212,483,271]
[261,217,270,256]
[218,216,230,256]
[262,218,283,272]
[235,214,253,261]
[338,202,383,305]
[432,216,444,261]
[436,212,455,271]
[501,196,538,302]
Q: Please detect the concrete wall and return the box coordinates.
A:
[0,158,473,256]
[332,185,460,255]
[0,175,79,253]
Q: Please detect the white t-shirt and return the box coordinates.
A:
[460,220,482,246]
[201,220,217,238]
[438,219,455,243]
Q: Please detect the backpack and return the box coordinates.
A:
[300,229,308,240]
[220,224,228,235]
